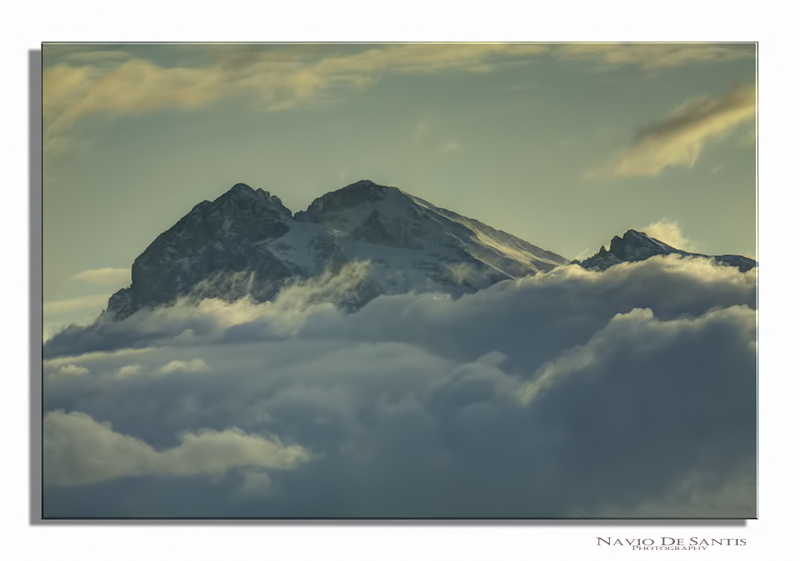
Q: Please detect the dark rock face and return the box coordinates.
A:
[350,209,425,249]
[108,185,294,318]
[105,180,571,320]
[578,229,757,272]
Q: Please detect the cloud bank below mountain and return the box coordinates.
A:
[43,256,757,518]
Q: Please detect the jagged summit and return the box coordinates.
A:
[296,180,402,222]
[103,180,569,320]
[107,183,296,318]
[608,229,678,261]
[227,182,259,195]
[211,183,292,218]
[579,229,756,272]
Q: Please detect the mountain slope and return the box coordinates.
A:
[106,180,570,319]
[578,229,757,272]
[107,184,296,318]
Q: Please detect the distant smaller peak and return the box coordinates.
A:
[580,227,755,272]
[610,230,656,254]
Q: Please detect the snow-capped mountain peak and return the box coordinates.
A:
[105,181,569,319]
[102,181,756,321]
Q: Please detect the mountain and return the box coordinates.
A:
[106,180,570,319]
[577,229,757,272]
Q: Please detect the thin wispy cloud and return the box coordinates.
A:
[43,293,110,315]
[43,44,546,154]
[555,43,753,70]
[43,292,114,341]
[586,84,756,179]
[43,59,224,153]
[641,219,697,251]
[57,364,89,376]
[440,141,461,154]
[70,267,130,286]
[158,358,209,374]
[115,364,141,378]
[59,49,135,66]
[43,43,753,155]
[413,121,429,140]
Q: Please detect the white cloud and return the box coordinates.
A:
[518,305,753,404]
[641,219,697,251]
[44,410,310,487]
[158,359,209,374]
[45,347,152,369]
[43,293,113,340]
[587,84,756,178]
[58,364,89,376]
[115,364,141,378]
[571,247,596,261]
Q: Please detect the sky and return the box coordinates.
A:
[42,42,757,336]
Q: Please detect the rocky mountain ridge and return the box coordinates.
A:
[106,180,571,319]
[577,229,757,272]
[105,181,757,320]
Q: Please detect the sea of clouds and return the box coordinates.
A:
[42,256,757,518]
